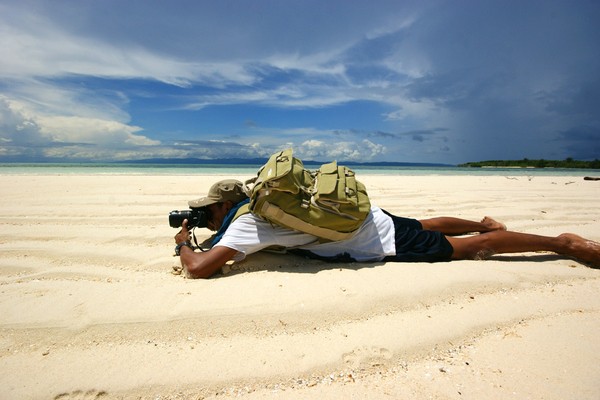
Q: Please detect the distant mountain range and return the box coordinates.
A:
[120,157,454,167]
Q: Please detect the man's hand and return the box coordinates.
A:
[174,219,191,244]
[171,217,238,278]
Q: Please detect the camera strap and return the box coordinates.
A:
[190,228,204,252]
[190,227,215,252]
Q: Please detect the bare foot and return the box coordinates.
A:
[481,216,507,232]
[559,233,600,268]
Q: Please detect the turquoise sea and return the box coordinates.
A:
[1,163,598,177]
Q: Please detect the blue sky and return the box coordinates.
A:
[1,0,599,164]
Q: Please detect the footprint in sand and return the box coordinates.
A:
[342,346,392,368]
[54,390,108,400]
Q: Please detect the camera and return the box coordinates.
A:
[169,208,209,229]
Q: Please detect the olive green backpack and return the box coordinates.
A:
[236,148,371,242]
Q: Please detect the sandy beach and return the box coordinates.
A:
[1,173,599,400]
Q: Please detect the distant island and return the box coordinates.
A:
[459,158,600,169]
[120,157,453,168]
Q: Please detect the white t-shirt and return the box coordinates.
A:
[214,206,396,262]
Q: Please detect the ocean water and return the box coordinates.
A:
[0,162,598,177]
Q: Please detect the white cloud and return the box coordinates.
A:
[296,139,386,162]
[0,97,48,144]
[6,79,131,122]
[0,96,160,160]
[0,5,256,87]
[263,52,347,77]
[38,116,158,146]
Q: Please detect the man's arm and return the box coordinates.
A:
[178,245,238,278]
[175,220,238,278]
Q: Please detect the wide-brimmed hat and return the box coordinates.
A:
[188,179,247,208]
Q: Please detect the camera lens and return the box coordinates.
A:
[168,208,209,229]
[169,210,191,228]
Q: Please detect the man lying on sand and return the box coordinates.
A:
[173,179,600,278]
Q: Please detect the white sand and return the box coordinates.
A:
[0,174,599,399]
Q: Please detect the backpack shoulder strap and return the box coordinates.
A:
[232,203,251,221]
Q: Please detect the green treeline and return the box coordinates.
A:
[458,158,600,169]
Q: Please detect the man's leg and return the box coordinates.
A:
[420,216,506,236]
[446,231,600,267]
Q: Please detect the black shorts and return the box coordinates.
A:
[382,210,454,263]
